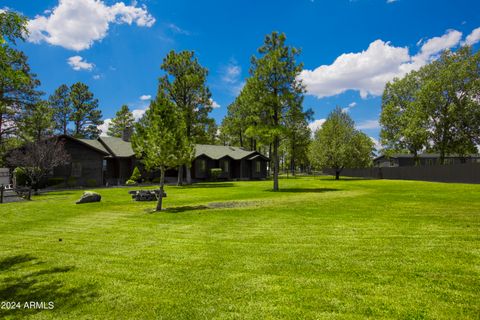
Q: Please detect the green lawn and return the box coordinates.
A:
[0,177,479,319]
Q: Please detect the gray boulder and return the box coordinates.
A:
[76,191,101,204]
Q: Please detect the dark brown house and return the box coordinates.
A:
[50,135,269,186]
[192,144,269,180]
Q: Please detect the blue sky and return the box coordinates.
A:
[3,0,480,145]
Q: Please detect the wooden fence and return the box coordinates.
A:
[324,163,480,184]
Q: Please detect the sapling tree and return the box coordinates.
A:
[131,92,193,211]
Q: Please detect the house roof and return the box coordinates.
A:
[98,137,136,158]
[58,135,110,155]
[77,138,110,154]
[65,135,269,160]
[195,144,264,160]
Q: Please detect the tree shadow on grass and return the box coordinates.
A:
[164,205,210,213]
[0,254,98,318]
[268,188,340,193]
[179,183,235,189]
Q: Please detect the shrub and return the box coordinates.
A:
[66,177,77,187]
[86,179,98,187]
[13,167,30,186]
[151,177,160,184]
[125,179,137,185]
[129,166,141,182]
[210,168,222,181]
[47,177,65,187]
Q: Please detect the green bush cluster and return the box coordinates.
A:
[13,167,30,186]
[129,167,142,183]
[47,177,65,187]
[125,179,137,185]
[86,179,98,187]
[210,168,222,181]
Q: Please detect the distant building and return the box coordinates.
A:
[374,153,480,167]
[49,135,269,186]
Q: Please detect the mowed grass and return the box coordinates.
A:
[0,177,479,319]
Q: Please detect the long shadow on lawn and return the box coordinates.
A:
[164,205,210,213]
[179,182,235,189]
[268,187,340,193]
[0,254,98,318]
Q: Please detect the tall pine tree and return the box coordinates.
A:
[107,105,134,137]
[69,82,103,139]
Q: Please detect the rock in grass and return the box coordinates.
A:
[76,191,101,204]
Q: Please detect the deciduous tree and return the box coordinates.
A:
[131,91,193,211]
[309,107,374,180]
[7,138,70,193]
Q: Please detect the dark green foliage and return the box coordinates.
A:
[19,100,55,141]
[47,177,65,187]
[107,105,134,138]
[210,168,222,181]
[66,177,77,187]
[159,50,215,183]
[13,167,30,186]
[48,84,71,135]
[69,82,103,139]
[132,89,193,211]
[380,47,480,163]
[0,11,42,164]
[309,107,374,180]
[241,32,306,190]
[86,179,98,188]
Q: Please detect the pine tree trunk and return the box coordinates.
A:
[273,136,279,191]
[335,170,340,180]
[156,168,165,211]
[186,165,192,184]
[177,165,183,186]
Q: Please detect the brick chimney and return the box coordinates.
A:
[122,126,133,142]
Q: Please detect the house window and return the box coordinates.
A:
[255,161,261,173]
[221,159,229,173]
[71,162,82,177]
[198,159,206,174]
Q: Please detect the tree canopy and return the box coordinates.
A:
[132,91,193,211]
[309,107,374,180]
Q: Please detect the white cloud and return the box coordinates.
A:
[167,23,190,35]
[210,99,221,109]
[370,137,381,152]
[139,95,151,101]
[356,119,380,130]
[67,56,94,71]
[98,118,112,136]
[28,0,155,51]
[98,106,147,136]
[464,27,480,46]
[93,74,101,80]
[132,108,146,121]
[386,0,398,3]
[300,29,464,99]
[308,119,326,133]
[222,62,241,84]
[342,102,357,113]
